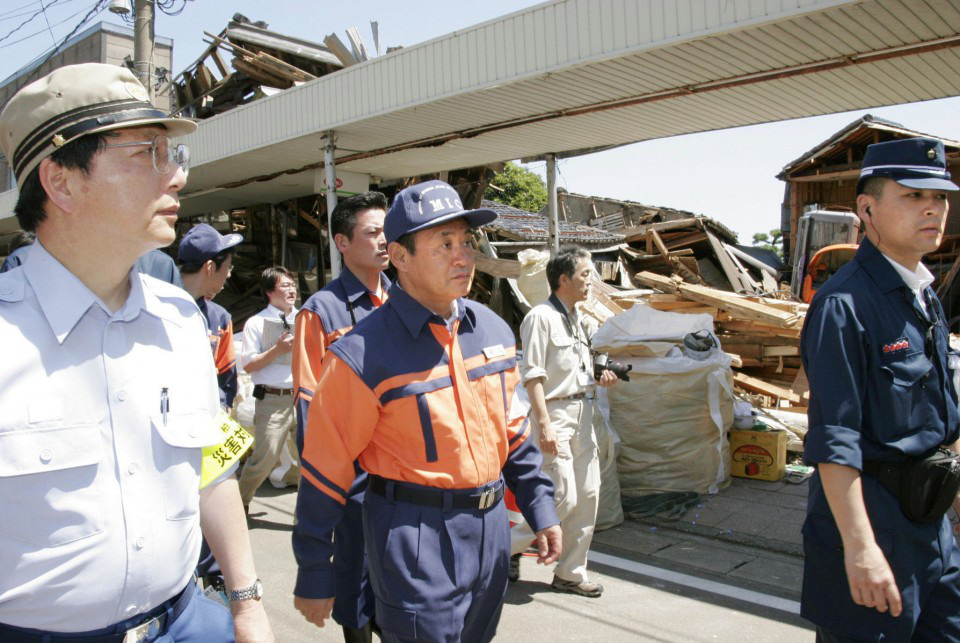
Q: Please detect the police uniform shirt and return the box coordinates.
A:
[0,242,223,632]
[801,238,960,640]
[241,303,298,388]
[883,254,935,319]
[520,294,595,401]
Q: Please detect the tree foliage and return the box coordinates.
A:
[483,162,548,213]
[752,228,784,259]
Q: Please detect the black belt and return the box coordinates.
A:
[260,386,293,396]
[368,475,504,511]
[0,580,194,643]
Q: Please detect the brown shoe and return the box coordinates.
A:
[551,576,603,597]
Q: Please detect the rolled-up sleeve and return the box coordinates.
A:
[519,310,549,384]
[802,295,868,470]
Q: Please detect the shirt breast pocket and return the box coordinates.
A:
[549,333,577,371]
[879,352,933,437]
[152,410,222,521]
[0,423,103,547]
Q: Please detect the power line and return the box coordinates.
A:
[0,0,61,45]
[0,3,90,50]
[39,1,58,47]
[0,0,50,20]
[37,0,105,66]
[0,0,82,22]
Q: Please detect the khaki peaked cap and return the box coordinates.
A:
[0,63,197,188]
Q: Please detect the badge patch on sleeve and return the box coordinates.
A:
[200,410,253,489]
[882,338,910,355]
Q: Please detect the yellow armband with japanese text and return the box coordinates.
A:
[200,411,253,489]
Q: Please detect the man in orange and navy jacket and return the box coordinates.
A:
[178,223,242,408]
[292,181,561,642]
[291,191,391,643]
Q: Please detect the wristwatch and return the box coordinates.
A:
[228,579,264,602]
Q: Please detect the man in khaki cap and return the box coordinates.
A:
[0,63,273,642]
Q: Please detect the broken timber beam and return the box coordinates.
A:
[677,282,799,327]
[634,271,682,294]
[622,217,700,242]
[733,372,801,405]
[633,271,799,327]
[473,251,521,279]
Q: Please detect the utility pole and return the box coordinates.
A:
[133,0,155,100]
[323,131,341,278]
[546,153,559,253]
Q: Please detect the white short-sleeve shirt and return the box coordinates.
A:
[0,242,222,632]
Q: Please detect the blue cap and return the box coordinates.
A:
[385,180,497,244]
[178,223,243,265]
[857,137,958,194]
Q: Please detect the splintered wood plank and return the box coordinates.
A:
[473,251,521,279]
[733,372,801,404]
[622,217,700,241]
[718,320,802,339]
[676,282,800,327]
[705,229,753,293]
[634,271,682,293]
[591,275,625,315]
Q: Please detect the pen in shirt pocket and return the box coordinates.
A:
[160,387,170,426]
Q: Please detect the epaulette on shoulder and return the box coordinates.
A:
[0,270,26,303]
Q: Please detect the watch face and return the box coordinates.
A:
[254,579,264,598]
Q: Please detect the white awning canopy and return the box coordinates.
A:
[4,0,960,224]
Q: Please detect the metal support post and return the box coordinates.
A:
[323,131,341,278]
[546,154,559,253]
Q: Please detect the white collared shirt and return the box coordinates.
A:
[241,303,298,388]
[0,242,222,631]
[883,254,935,319]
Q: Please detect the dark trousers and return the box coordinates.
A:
[362,482,510,643]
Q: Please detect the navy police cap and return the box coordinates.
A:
[178,223,243,265]
[385,180,497,245]
[857,137,958,194]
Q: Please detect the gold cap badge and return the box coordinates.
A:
[52,133,65,147]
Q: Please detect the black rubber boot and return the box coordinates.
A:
[508,553,522,582]
[342,622,374,643]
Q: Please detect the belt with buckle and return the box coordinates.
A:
[261,386,294,396]
[549,392,593,403]
[368,475,504,511]
[0,581,194,643]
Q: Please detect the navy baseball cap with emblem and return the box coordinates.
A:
[0,63,197,188]
[857,137,959,194]
[385,180,497,244]
[178,224,243,265]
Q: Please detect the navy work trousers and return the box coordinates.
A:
[363,481,510,643]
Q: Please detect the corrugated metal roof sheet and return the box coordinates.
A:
[482,199,625,244]
[6,0,960,221]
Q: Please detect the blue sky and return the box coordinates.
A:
[2,0,959,244]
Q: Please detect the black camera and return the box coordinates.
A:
[593,353,632,382]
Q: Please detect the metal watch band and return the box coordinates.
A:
[228,579,263,602]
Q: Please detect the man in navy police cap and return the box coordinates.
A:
[801,137,960,641]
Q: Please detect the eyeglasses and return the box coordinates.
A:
[103,134,190,177]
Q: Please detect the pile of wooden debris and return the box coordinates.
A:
[622,271,807,410]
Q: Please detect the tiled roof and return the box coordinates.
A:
[481,200,624,245]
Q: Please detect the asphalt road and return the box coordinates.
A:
[247,485,815,642]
